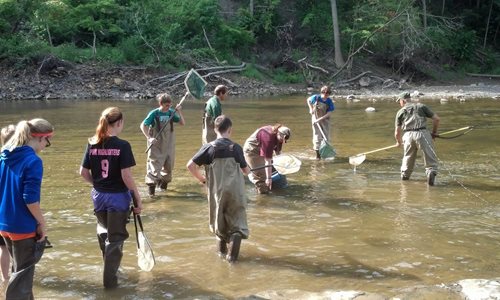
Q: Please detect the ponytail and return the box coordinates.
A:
[89,107,122,145]
[1,124,16,146]
[271,123,283,134]
[2,119,54,151]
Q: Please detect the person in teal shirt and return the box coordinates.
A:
[140,93,185,196]
[202,85,228,144]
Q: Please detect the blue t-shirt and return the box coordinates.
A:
[0,146,43,234]
[309,94,335,112]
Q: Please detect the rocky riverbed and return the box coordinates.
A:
[1,61,500,102]
[240,278,500,300]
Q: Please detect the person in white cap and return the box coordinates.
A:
[243,124,291,194]
[394,91,440,185]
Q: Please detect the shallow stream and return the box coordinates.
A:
[0,96,498,299]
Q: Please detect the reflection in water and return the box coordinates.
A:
[0,98,499,298]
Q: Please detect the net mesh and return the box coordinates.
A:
[184,69,207,99]
[319,140,336,159]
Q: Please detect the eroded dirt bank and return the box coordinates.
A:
[1,62,500,101]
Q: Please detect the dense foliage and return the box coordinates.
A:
[0,0,499,78]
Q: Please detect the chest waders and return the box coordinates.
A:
[202,103,217,145]
[312,99,330,153]
[207,144,248,262]
[243,133,270,194]
[145,114,176,194]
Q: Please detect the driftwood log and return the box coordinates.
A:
[145,63,246,89]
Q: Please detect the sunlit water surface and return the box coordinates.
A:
[0,96,499,299]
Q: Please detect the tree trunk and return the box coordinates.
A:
[422,0,427,29]
[46,23,53,47]
[249,0,254,17]
[92,30,97,59]
[330,0,345,68]
[441,0,445,15]
[493,20,500,46]
[483,0,493,48]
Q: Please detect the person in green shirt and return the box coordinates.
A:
[202,85,228,144]
[394,92,440,186]
[140,93,185,196]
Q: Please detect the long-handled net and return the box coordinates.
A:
[145,69,207,153]
[250,154,302,175]
[315,123,336,159]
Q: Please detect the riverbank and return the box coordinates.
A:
[1,61,500,101]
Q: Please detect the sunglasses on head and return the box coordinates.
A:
[279,132,289,141]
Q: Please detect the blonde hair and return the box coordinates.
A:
[89,107,123,145]
[2,119,54,151]
[1,124,15,145]
[271,123,283,134]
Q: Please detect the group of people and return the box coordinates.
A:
[0,84,441,297]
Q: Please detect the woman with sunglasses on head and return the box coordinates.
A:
[0,118,53,299]
[243,124,291,194]
[80,107,143,289]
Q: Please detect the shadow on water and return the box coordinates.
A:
[244,251,421,282]
[36,272,228,299]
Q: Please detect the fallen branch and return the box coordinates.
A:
[466,73,500,78]
[339,71,372,84]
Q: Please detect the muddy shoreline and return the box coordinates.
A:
[1,63,500,101]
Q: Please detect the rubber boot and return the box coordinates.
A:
[226,233,242,263]
[215,237,227,258]
[159,181,168,191]
[427,172,436,186]
[147,184,155,196]
[103,241,124,289]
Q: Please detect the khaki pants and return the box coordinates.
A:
[401,130,438,178]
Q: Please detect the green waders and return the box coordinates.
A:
[206,157,249,262]
[145,119,176,191]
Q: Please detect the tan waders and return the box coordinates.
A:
[95,211,129,288]
[244,152,269,194]
[145,121,176,195]
[206,157,248,262]
[312,101,331,152]
[202,115,217,145]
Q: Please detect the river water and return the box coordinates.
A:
[0,96,499,299]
